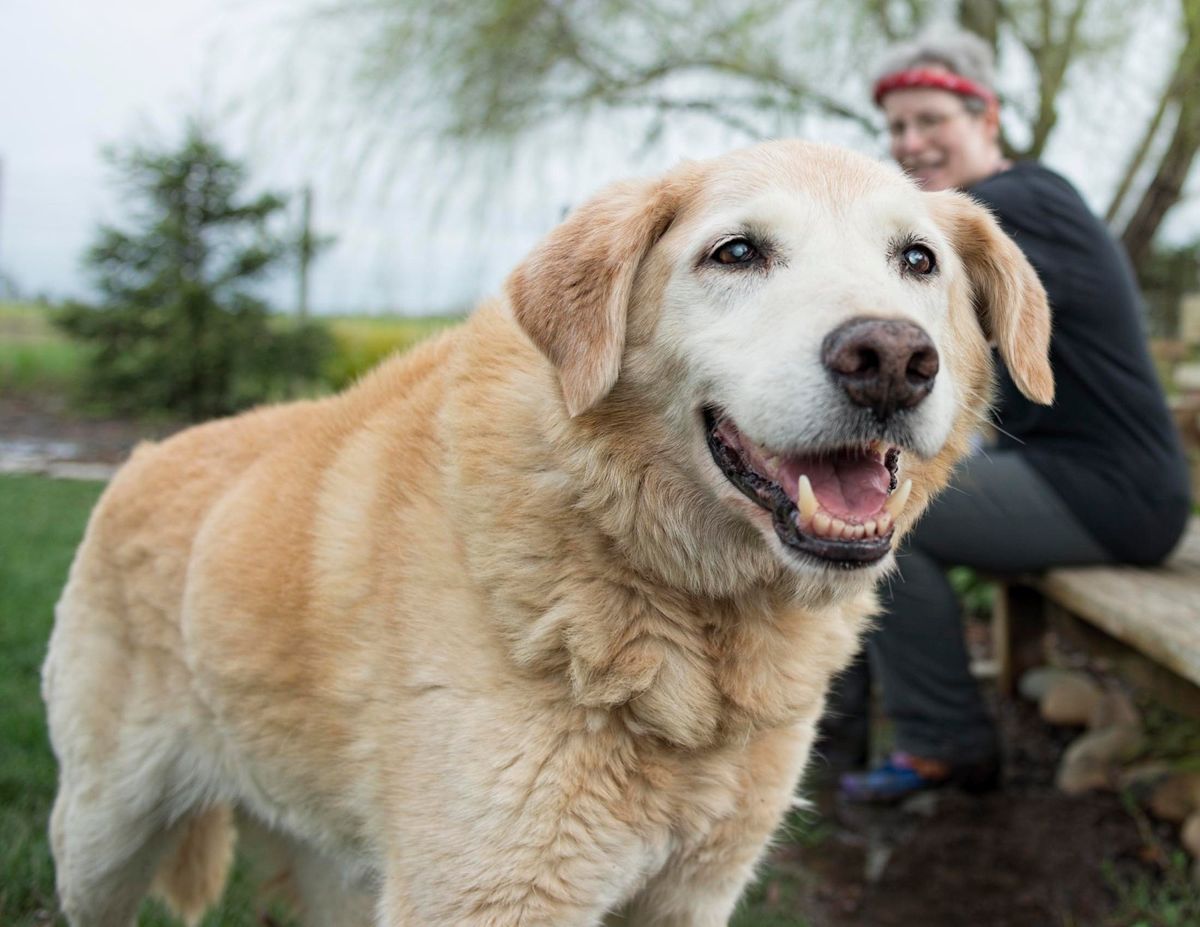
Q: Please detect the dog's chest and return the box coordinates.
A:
[562,591,863,752]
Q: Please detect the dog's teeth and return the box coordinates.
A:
[876,512,893,535]
[813,512,832,536]
[796,475,818,522]
[841,522,857,540]
[830,516,847,538]
[864,519,877,538]
[852,524,866,540]
[884,478,912,518]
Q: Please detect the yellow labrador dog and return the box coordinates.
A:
[44,140,1051,927]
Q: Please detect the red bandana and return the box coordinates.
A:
[873,67,998,108]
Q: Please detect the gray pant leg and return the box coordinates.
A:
[865,451,1110,762]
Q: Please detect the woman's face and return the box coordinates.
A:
[883,86,1001,191]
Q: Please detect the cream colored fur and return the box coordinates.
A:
[42,140,1051,927]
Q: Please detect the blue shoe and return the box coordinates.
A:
[839,751,999,804]
[839,752,943,803]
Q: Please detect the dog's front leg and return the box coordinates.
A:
[376,818,653,927]
[378,863,629,927]
[606,826,769,927]
[610,725,813,927]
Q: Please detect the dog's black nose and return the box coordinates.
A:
[822,317,939,420]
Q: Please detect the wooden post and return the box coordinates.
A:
[993,582,1047,697]
[297,185,313,321]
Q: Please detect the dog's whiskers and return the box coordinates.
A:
[952,393,1026,447]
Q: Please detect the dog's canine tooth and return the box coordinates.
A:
[796,475,818,523]
[884,478,912,518]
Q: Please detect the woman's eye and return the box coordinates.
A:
[712,239,759,265]
[902,244,936,275]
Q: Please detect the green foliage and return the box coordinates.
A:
[323,314,461,388]
[1138,241,1200,297]
[56,125,333,421]
[318,0,882,149]
[1103,853,1200,927]
[1139,240,1200,338]
[313,0,1155,160]
[1138,701,1200,771]
[0,303,87,394]
[947,565,997,619]
[2,301,461,404]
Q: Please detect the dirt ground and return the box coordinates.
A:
[767,697,1163,927]
[3,397,1191,927]
[0,395,178,476]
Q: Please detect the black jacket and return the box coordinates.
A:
[969,162,1190,564]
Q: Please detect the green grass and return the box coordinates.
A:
[0,302,88,394]
[0,300,463,400]
[0,475,103,924]
[1104,852,1200,927]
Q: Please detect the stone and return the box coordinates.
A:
[1055,725,1145,795]
[1088,689,1141,730]
[1182,812,1200,860]
[1149,772,1200,823]
[1182,294,1200,345]
[1018,666,1074,703]
[1116,760,1173,797]
[1175,362,1200,392]
[1040,671,1105,727]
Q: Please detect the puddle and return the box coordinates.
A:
[0,437,115,480]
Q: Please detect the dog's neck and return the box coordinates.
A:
[441,308,874,749]
[445,347,873,748]
[512,570,874,750]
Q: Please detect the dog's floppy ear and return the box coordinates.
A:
[506,177,682,417]
[930,191,1055,405]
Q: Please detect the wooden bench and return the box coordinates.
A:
[994,516,1200,714]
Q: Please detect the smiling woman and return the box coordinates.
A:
[829,29,1193,805]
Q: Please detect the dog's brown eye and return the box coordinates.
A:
[902,244,936,275]
[712,239,758,265]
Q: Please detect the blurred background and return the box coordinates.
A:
[3,2,1200,926]
[4,0,1200,318]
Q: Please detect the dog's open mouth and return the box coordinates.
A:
[704,408,908,568]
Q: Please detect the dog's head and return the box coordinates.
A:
[507,141,1051,597]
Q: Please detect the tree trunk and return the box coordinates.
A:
[1121,93,1200,270]
[1120,0,1200,270]
[958,0,1000,50]
[1106,61,1178,225]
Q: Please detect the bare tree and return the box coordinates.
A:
[306,0,1198,271]
[1116,0,1200,268]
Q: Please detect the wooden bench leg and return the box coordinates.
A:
[994,583,1047,697]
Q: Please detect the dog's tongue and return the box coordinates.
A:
[791,453,890,520]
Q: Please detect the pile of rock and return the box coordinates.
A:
[1021,667,1200,879]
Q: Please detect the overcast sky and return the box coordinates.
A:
[2,0,1197,316]
[0,0,749,314]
